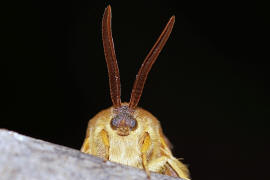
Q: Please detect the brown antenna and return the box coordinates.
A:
[129,16,175,109]
[102,5,121,108]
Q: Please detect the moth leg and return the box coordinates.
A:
[163,162,180,178]
[100,129,110,161]
[148,156,190,179]
[81,129,90,153]
[148,156,168,172]
[81,138,90,153]
[167,158,190,179]
[141,132,151,179]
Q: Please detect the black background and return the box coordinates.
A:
[2,0,270,179]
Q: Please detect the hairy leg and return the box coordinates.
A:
[100,129,110,161]
[141,132,151,178]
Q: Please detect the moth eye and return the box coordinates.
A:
[129,119,138,130]
[110,117,118,130]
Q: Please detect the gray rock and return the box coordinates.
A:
[0,129,183,180]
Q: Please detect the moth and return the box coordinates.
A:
[81,5,190,179]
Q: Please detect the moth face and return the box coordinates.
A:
[110,105,137,136]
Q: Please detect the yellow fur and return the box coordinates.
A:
[81,103,190,179]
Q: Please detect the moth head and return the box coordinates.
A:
[102,5,175,136]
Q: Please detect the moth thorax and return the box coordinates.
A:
[110,105,137,136]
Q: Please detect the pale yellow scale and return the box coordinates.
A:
[81,104,190,179]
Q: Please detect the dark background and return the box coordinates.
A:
[2,0,270,179]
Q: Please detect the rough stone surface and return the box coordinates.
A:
[0,129,183,180]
